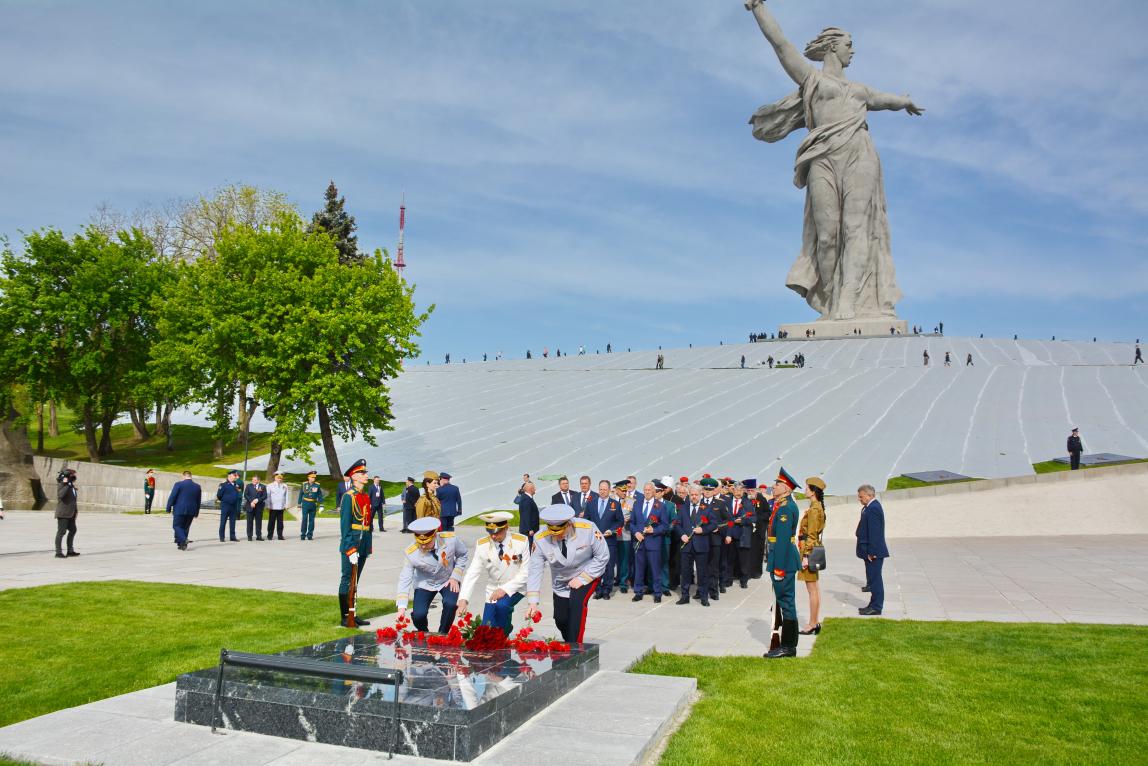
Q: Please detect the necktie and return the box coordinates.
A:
[560,538,568,558]
[563,492,569,505]
[497,542,504,560]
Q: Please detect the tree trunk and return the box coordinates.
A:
[155,401,163,435]
[36,402,45,453]
[213,438,224,459]
[48,400,59,437]
[265,439,283,477]
[162,401,174,450]
[82,405,100,462]
[129,405,150,440]
[317,403,342,482]
[98,412,115,456]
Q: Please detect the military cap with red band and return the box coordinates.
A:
[344,458,368,478]
[775,467,800,491]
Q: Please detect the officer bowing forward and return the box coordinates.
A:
[397,517,470,633]
[765,467,802,659]
[338,459,373,626]
[526,504,610,644]
[457,511,531,635]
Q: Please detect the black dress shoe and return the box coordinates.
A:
[256,537,264,541]
[710,592,720,601]
[602,592,611,600]
[700,598,710,607]
[719,585,727,593]
[593,592,603,600]
[619,586,628,594]
[67,551,81,557]
[219,538,226,543]
[55,552,66,558]
[799,623,822,635]
[676,596,690,605]
[354,616,371,626]
[861,586,871,593]
[764,645,796,659]
[631,593,643,602]
[654,594,662,604]
[858,607,882,615]
[739,580,748,589]
[692,592,701,601]
[231,538,240,542]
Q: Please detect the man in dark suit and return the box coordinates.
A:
[590,479,624,599]
[368,476,387,532]
[167,470,202,551]
[550,475,581,514]
[401,476,419,532]
[335,475,354,513]
[700,478,729,600]
[676,484,717,606]
[54,468,80,558]
[574,475,598,522]
[216,469,242,542]
[244,476,268,541]
[1067,428,1083,470]
[436,471,462,531]
[856,484,890,615]
[517,481,540,545]
[630,481,669,602]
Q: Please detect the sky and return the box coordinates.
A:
[2,0,1146,363]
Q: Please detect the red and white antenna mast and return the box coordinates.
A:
[394,192,407,276]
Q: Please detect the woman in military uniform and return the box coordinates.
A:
[415,471,441,519]
[798,476,827,635]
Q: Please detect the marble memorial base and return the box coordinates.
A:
[779,318,908,339]
[174,633,599,761]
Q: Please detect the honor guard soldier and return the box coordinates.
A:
[457,511,531,634]
[765,467,802,659]
[699,477,729,600]
[526,504,610,643]
[397,517,470,633]
[675,483,718,606]
[338,459,373,626]
[143,469,156,514]
[298,470,325,541]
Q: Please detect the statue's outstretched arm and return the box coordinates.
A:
[746,0,813,87]
[865,86,926,116]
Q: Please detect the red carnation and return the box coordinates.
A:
[727,521,734,527]
[376,627,399,643]
[531,610,542,623]
[701,516,709,524]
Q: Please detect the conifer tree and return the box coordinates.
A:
[309,180,361,265]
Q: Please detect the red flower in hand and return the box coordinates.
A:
[531,610,542,623]
[701,516,709,524]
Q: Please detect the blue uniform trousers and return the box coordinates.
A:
[617,539,633,589]
[440,515,455,532]
[481,592,525,635]
[173,514,194,546]
[771,570,797,620]
[864,557,885,610]
[601,538,618,594]
[412,585,459,633]
[679,546,709,596]
[218,505,239,541]
[633,544,663,595]
[300,508,317,539]
[338,553,369,595]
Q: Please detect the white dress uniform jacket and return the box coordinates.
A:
[458,532,531,605]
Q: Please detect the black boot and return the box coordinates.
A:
[338,593,348,625]
[781,619,799,657]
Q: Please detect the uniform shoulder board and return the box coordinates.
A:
[439,531,456,538]
[405,542,419,554]
[536,529,552,540]
[573,520,593,530]
[477,535,490,546]
[510,533,527,543]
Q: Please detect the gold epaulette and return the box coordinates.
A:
[405,542,418,554]
[573,520,593,530]
[510,533,526,543]
[536,529,552,540]
[439,531,456,538]
[477,535,490,546]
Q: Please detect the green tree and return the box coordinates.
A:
[308,180,361,265]
[0,227,165,461]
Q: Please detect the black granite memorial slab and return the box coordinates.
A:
[1051,452,1141,467]
[174,632,598,761]
[901,470,973,484]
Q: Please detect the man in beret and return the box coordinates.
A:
[297,470,324,541]
[338,459,374,626]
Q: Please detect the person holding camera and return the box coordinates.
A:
[54,468,79,558]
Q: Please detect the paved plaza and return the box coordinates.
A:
[2,510,1147,764]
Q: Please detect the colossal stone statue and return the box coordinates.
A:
[747,0,923,322]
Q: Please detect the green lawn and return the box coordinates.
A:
[634,619,1147,765]
[1032,458,1148,474]
[460,508,520,526]
[885,475,981,491]
[0,581,393,728]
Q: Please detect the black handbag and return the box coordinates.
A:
[807,544,827,571]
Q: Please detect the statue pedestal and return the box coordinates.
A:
[779,318,908,339]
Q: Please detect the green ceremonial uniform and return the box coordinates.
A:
[338,489,373,596]
[298,481,325,540]
[766,494,800,620]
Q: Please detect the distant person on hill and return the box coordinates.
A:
[922,350,929,367]
[1135,344,1143,364]
[966,353,974,366]
[1067,428,1083,470]
[944,352,952,367]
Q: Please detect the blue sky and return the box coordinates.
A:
[2,0,1146,362]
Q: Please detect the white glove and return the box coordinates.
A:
[348,551,359,566]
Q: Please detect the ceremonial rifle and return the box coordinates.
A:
[345,492,368,629]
